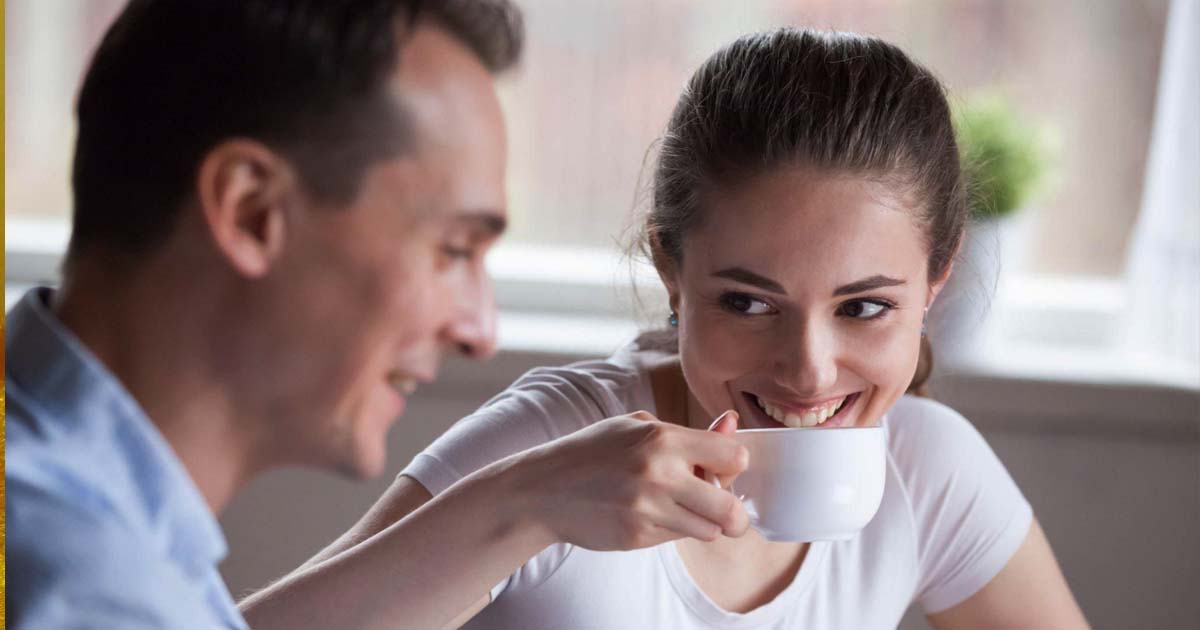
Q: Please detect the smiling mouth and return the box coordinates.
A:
[744,392,860,428]
[386,372,418,397]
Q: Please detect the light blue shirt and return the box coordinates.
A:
[5,288,248,629]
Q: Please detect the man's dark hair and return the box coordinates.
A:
[68,0,522,262]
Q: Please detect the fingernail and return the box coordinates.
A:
[707,410,736,431]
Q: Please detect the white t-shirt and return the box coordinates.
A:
[401,343,1032,629]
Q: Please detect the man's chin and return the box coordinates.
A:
[330,432,390,480]
[335,451,387,480]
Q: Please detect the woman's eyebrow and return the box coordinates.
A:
[833,275,907,296]
[712,267,787,295]
[712,269,907,297]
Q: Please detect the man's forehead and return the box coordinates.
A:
[388,21,501,125]
[383,21,509,226]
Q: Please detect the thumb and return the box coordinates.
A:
[704,410,743,490]
[707,410,739,435]
[692,410,741,481]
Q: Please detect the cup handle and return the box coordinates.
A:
[706,468,745,502]
[705,469,723,489]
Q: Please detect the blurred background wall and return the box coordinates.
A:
[6,1,1198,628]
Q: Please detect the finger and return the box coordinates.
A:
[675,429,749,476]
[712,469,741,490]
[697,411,741,483]
[627,410,658,423]
[670,475,749,536]
[651,502,724,543]
[707,410,739,434]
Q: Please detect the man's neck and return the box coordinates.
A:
[53,267,260,515]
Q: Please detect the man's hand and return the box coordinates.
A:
[508,411,751,551]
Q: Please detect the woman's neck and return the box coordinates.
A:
[647,356,691,427]
[646,353,811,614]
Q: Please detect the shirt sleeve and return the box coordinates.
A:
[6,477,237,630]
[887,397,1034,614]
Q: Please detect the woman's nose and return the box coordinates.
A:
[773,322,838,395]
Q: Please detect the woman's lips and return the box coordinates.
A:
[741,392,861,429]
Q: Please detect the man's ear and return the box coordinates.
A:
[195,140,296,278]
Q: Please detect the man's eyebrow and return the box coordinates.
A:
[833,275,907,296]
[712,267,786,295]
[453,211,507,237]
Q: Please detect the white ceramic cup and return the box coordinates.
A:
[714,426,886,542]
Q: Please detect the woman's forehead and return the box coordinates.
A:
[683,170,929,289]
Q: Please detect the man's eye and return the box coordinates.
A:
[720,292,774,315]
[838,299,893,319]
[441,245,474,260]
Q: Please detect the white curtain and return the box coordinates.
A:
[1124,0,1200,377]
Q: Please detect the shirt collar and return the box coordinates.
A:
[6,287,230,577]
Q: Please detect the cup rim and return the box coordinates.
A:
[735,425,883,434]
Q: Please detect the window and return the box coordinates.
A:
[6,0,126,224]
[6,0,1169,276]
[495,0,1169,276]
[7,1,1191,385]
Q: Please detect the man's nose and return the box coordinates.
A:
[446,275,498,361]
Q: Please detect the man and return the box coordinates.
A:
[5,1,749,628]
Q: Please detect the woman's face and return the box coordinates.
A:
[667,167,945,431]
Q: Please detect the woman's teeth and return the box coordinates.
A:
[756,396,845,428]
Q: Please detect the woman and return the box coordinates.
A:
[340,28,1085,628]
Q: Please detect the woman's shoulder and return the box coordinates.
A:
[885,395,982,446]
[403,346,655,496]
[522,348,645,393]
[880,398,1032,613]
[484,343,654,425]
[883,395,1000,484]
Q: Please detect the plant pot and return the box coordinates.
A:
[927,213,1033,368]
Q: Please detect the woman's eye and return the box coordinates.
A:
[838,299,892,319]
[720,292,774,315]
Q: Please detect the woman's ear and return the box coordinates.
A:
[926,234,963,308]
[927,260,956,308]
[648,230,680,310]
[195,140,296,278]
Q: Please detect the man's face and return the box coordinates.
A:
[255,23,508,478]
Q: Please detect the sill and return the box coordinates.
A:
[939,274,1199,390]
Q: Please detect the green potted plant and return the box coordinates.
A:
[956,94,1052,222]
[930,94,1057,366]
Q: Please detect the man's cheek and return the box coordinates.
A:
[417,273,456,330]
